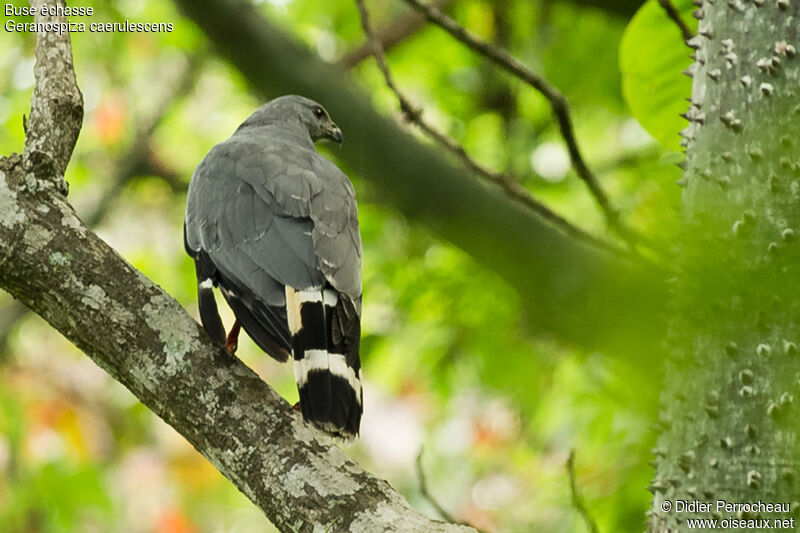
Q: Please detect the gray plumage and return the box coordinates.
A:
[184,95,363,437]
[186,96,361,304]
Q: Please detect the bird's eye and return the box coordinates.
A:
[313,107,324,118]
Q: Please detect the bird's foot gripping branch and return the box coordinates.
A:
[0,148,475,533]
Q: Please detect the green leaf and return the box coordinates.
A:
[619,0,697,153]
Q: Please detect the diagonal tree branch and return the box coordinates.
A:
[354,0,629,259]
[398,0,634,244]
[0,53,201,355]
[0,156,476,533]
[0,4,474,532]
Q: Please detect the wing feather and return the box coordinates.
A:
[185,132,362,362]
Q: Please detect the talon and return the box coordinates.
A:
[292,402,301,411]
[226,320,241,354]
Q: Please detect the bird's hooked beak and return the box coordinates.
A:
[326,123,343,146]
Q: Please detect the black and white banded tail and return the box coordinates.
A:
[286,286,362,438]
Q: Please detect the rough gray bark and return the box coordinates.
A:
[0,157,475,533]
[23,0,82,189]
[174,0,668,361]
[0,3,476,532]
[650,2,800,530]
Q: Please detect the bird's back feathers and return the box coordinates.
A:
[184,97,363,437]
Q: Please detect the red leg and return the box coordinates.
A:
[226,320,241,354]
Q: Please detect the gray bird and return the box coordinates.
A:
[184,95,363,438]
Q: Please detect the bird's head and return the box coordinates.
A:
[250,95,343,145]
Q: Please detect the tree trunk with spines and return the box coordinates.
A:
[650,2,800,530]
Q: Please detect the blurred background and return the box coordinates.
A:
[0,0,690,531]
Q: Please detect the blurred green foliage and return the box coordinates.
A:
[0,0,690,531]
[620,0,696,153]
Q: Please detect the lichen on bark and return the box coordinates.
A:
[0,2,477,530]
[23,0,83,185]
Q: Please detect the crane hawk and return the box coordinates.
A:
[184,95,363,438]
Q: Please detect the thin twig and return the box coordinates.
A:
[657,0,694,43]
[415,450,458,523]
[399,0,630,244]
[354,0,631,259]
[338,0,452,69]
[416,449,483,531]
[567,450,600,533]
